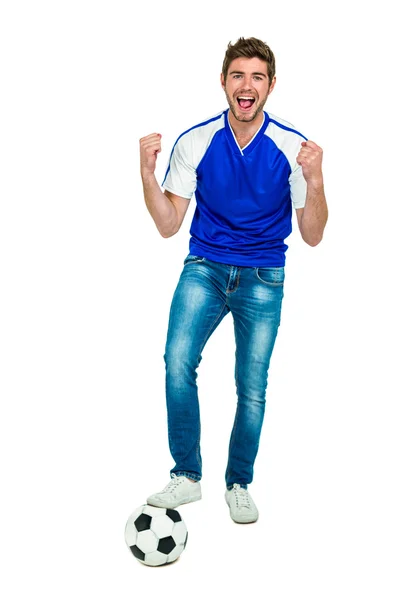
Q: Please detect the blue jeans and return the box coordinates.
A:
[163,253,284,490]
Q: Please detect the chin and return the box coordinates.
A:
[233,110,258,122]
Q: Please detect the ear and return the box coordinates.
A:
[268,76,277,95]
[220,72,225,89]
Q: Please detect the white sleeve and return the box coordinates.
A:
[289,153,307,209]
[161,134,197,200]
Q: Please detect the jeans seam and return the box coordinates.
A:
[227,268,241,294]
[255,267,285,286]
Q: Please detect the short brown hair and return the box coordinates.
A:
[222,37,276,85]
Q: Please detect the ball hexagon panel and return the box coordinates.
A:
[151,514,175,538]
[145,551,168,567]
[171,520,187,545]
[142,505,167,518]
[124,525,137,547]
[136,529,158,554]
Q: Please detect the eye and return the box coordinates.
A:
[254,76,262,81]
[233,74,242,79]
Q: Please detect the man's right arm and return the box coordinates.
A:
[140,133,191,238]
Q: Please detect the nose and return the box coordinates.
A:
[241,74,254,90]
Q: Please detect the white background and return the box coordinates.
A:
[1,1,399,598]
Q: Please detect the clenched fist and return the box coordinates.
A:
[140,133,162,179]
[296,140,323,186]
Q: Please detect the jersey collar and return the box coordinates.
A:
[224,109,269,156]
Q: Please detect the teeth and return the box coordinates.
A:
[238,96,255,100]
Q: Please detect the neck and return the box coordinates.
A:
[228,109,264,138]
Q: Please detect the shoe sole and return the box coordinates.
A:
[146,493,202,509]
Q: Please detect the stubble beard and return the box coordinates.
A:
[225,91,269,123]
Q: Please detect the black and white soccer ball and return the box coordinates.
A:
[125,504,188,567]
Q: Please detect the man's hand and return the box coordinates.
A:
[140,133,162,179]
[296,140,323,187]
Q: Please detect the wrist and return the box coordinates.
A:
[306,177,324,191]
[141,170,156,185]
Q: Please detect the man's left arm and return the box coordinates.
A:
[295,140,328,247]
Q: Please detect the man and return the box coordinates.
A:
[139,37,328,524]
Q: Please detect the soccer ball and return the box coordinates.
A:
[125,504,188,567]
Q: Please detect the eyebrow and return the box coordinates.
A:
[229,70,267,78]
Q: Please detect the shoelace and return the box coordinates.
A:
[232,483,251,509]
[160,473,184,493]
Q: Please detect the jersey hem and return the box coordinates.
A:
[162,185,192,200]
[189,243,286,268]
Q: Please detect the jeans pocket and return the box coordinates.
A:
[255,266,285,286]
[183,254,206,266]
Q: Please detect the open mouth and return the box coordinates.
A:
[236,96,256,110]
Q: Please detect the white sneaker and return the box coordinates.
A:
[225,483,259,523]
[146,474,202,509]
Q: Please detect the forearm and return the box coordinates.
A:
[300,180,328,246]
[141,173,178,238]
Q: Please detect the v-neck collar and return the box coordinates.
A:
[224,109,269,156]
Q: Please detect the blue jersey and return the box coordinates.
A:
[162,109,308,267]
